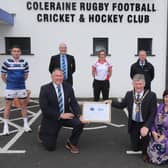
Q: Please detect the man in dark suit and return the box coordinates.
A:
[49,43,76,85]
[112,74,157,162]
[130,50,154,90]
[38,68,86,153]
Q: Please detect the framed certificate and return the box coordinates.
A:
[82,102,111,123]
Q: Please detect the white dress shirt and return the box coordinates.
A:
[132,91,144,122]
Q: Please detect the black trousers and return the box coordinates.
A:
[39,117,84,151]
[144,84,151,90]
[64,78,73,86]
[93,79,110,101]
[129,121,149,154]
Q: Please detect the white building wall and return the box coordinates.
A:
[0,0,167,98]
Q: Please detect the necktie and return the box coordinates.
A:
[140,61,144,69]
[135,94,141,122]
[61,55,67,80]
[57,85,63,114]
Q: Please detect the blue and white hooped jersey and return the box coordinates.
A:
[1,57,29,90]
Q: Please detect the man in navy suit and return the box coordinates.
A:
[112,74,157,162]
[39,68,86,153]
[49,43,76,85]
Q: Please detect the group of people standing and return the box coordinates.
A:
[1,43,168,165]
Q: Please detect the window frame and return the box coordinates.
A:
[135,38,155,56]
[91,37,111,56]
[0,37,34,56]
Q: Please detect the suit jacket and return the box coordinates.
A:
[130,59,155,89]
[49,54,76,85]
[112,90,157,133]
[39,82,81,134]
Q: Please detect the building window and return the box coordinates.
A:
[137,38,154,56]
[92,37,110,56]
[5,37,32,55]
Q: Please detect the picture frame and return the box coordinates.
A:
[82,101,111,123]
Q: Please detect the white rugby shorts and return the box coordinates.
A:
[5,89,27,100]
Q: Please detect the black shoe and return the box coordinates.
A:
[142,154,149,163]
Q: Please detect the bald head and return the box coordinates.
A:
[59,43,67,55]
[138,50,147,62]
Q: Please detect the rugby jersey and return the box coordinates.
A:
[92,60,112,81]
[1,57,29,90]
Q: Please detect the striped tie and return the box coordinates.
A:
[57,85,63,114]
[62,55,67,80]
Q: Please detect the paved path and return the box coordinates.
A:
[0,98,167,168]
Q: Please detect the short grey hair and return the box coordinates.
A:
[52,68,64,75]
[138,50,147,55]
[59,43,67,48]
[133,74,145,84]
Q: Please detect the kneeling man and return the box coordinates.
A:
[39,68,86,153]
[112,74,157,162]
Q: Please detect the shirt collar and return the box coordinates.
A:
[135,91,144,97]
[138,59,146,65]
[53,82,62,89]
[139,61,145,66]
[10,56,21,62]
[60,54,66,57]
